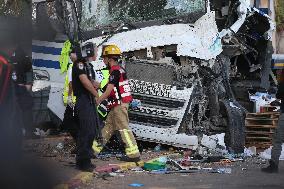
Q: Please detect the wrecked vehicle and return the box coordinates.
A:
[32,0,275,153]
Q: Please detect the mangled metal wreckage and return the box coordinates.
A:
[32,0,275,153]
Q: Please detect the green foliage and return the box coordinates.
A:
[0,0,30,17]
[276,0,284,31]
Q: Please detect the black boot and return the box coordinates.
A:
[118,155,141,162]
[261,160,278,173]
[76,159,95,172]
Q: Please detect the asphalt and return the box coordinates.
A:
[22,136,284,189]
[86,160,284,189]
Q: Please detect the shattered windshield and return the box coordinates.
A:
[81,0,206,30]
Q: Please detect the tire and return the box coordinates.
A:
[220,99,246,153]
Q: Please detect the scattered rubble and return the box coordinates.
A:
[249,92,279,112]
[244,146,257,157]
[259,144,284,160]
[24,134,283,187]
[34,128,50,137]
[200,133,226,150]
[128,183,144,187]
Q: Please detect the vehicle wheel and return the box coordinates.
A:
[219,99,246,153]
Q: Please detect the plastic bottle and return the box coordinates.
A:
[217,168,232,174]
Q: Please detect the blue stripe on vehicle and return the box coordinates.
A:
[32,45,62,56]
[33,59,60,69]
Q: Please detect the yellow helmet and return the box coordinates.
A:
[102,45,122,57]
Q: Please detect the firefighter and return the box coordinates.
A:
[261,72,284,173]
[72,42,100,171]
[62,46,79,144]
[95,45,141,162]
[11,47,34,137]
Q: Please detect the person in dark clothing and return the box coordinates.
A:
[72,42,100,172]
[11,47,34,137]
[62,47,79,144]
[0,15,57,189]
[0,16,23,161]
[262,78,284,173]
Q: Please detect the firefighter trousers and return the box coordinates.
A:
[94,103,140,158]
[271,113,284,165]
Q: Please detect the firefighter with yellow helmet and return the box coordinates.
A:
[94,44,140,162]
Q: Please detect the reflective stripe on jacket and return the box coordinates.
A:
[63,63,76,105]
[107,65,133,109]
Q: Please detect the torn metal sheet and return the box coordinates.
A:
[201,133,226,150]
[85,12,222,60]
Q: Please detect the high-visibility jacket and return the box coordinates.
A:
[107,65,133,109]
[63,63,76,106]
[96,69,110,119]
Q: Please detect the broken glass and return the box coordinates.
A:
[81,0,206,31]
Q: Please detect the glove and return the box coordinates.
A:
[67,96,74,108]
[129,99,141,110]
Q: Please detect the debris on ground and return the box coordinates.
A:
[154,144,162,152]
[244,146,257,157]
[202,133,226,149]
[128,183,144,187]
[249,92,276,113]
[259,144,284,160]
[23,134,284,186]
[56,142,64,150]
[34,128,50,137]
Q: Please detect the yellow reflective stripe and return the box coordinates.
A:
[121,129,133,147]
[274,63,284,67]
[97,103,108,117]
[63,72,69,105]
[63,64,76,106]
[125,146,139,155]
[92,140,103,153]
[97,109,107,117]
[96,70,109,116]
[72,95,76,103]
[120,129,139,155]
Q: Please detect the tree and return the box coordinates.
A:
[276,0,284,31]
[0,0,30,17]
